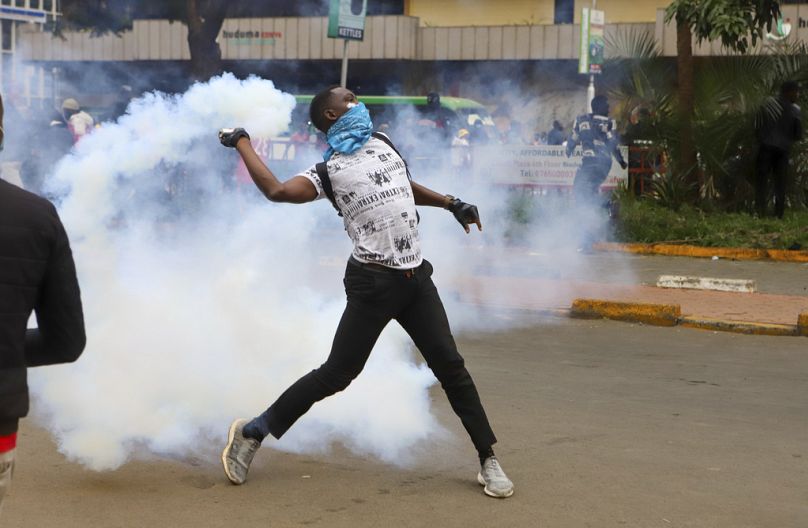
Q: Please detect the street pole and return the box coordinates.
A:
[340,39,349,88]
[587,0,597,112]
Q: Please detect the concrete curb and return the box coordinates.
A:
[594,242,808,263]
[570,298,806,337]
[570,299,681,326]
[679,317,798,336]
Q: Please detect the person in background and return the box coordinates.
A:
[566,95,627,251]
[532,131,547,146]
[20,109,74,197]
[468,119,490,145]
[451,128,471,169]
[546,120,565,145]
[61,98,94,144]
[424,92,455,132]
[755,80,802,218]
[0,94,86,518]
[492,105,520,144]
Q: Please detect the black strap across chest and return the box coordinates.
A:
[315,132,411,217]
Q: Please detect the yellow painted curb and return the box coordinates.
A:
[679,317,798,337]
[594,242,808,263]
[570,299,681,327]
[798,313,808,337]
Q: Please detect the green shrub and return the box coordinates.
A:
[613,197,808,249]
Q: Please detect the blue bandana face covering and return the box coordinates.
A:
[323,102,373,161]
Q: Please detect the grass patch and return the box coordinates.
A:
[614,199,808,249]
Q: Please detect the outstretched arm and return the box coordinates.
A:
[410,180,453,208]
[221,128,317,204]
[410,180,482,233]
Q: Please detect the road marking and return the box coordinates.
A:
[656,275,757,293]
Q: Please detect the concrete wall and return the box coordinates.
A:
[18,17,654,62]
[19,16,420,62]
[419,23,653,60]
[17,8,808,63]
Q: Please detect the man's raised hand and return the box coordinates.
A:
[447,197,482,234]
[219,128,250,148]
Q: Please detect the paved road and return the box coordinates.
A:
[4,318,806,527]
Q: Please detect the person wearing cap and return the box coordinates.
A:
[61,98,94,144]
[451,128,471,168]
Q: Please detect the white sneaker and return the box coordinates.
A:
[477,456,514,498]
[221,419,260,485]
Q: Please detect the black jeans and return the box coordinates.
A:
[573,157,611,207]
[755,144,789,218]
[572,157,612,247]
[247,258,497,453]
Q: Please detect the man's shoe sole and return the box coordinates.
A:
[477,472,514,498]
[222,419,246,485]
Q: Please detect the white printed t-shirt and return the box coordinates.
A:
[299,135,422,270]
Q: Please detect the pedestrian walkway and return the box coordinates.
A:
[452,275,808,327]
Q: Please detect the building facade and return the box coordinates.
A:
[3,0,807,127]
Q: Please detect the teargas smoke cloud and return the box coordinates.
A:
[26,72,631,472]
[27,74,441,471]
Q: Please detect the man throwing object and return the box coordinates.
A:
[218,86,513,498]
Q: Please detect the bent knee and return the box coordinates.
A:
[313,365,362,393]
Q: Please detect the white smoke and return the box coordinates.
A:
[28,74,441,471]
[25,72,633,472]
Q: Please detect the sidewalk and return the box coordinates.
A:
[454,275,808,324]
[451,251,808,335]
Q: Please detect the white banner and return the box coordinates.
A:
[472,145,628,191]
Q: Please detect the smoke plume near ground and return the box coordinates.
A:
[26,73,631,472]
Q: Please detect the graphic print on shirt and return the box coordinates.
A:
[571,114,618,159]
[300,136,422,269]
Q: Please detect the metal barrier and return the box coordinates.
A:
[628,145,665,195]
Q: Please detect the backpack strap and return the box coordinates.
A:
[371,131,418,224]
[315,161,342,217]
[371,131,411,181]
[316,133,416,221]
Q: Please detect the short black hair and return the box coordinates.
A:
[781,80,799,95]
[310,85,340,133]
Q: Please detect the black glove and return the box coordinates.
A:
[447,197,481,232]
[218,127,250,148]
[619,160,628,170]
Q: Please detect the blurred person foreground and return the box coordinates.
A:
[0,93,86,519]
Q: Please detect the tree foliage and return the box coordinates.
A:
[660,0,783,192]
[607,29,808,212]
[664,0,781,53]
[59,0,246,79]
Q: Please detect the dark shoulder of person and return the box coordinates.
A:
[0,179,63,245]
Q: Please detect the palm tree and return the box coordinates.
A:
[607,29,808,212]
[663,0,782,191]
